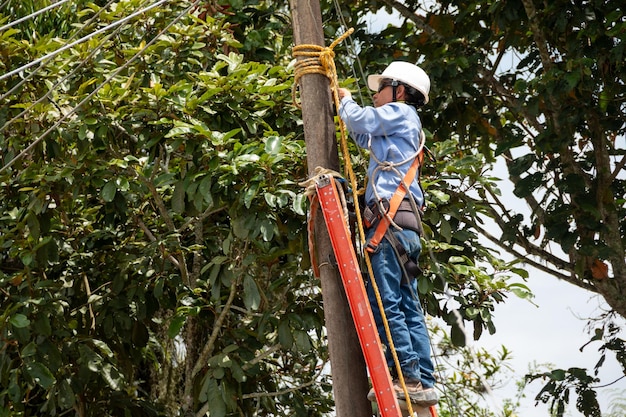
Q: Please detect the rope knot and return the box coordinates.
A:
[291,28,354,109]
[379,161,394,171]
[319,47,335,72]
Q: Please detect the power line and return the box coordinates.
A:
[0,0,202,174]
[0,0,145,133]
[0,0,70,33]
[0,0,121,103]
[0,21,124,135]
[0,0,169,82]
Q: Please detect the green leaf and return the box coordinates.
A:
[417,275,431,294]
[265,136,283,154]
[508,282,533,300]
[101,363,122,390]
[21,342,37,357]
[278,320,293,349]
[168,315,186,339]
[78,345,103,373]
[550,369,567,381]
[232,216,251,239]
[205,378,226,417]
[9,314,30,328]
[25,362,56,389]
[244,183,259,209]
[243,275,261,311]
[101,181,117,202]
[32,313,52,336]
[198,175,213,207]
[292,193,307,216]
[450,320,466,347]
[230,361,246,383]
[58,379,75,408]
[26,212,40,240]
[294,330,312,352]
[172,180,186,214]
[439,218,452,242]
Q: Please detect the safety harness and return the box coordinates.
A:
[361,147,426,281]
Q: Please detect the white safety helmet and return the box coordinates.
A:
[367,61,431,104]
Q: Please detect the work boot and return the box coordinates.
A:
[393,379,438,406]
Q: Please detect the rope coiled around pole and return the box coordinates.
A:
[292,28,353,109]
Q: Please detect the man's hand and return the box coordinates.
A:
[338,88,352,100]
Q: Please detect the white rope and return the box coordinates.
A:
[0,0,202,174]
[0,0,70,33]
[0,0,169,82]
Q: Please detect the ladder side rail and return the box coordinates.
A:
[314,175,402,417]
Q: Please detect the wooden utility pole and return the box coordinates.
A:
[289,1,371,416]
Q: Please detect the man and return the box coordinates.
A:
[337,61,438,407]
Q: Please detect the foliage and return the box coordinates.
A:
[527,368,601,417]
[1,1,325,416]
[526,315,626,417]
[1,0,624,416]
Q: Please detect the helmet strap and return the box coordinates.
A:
[391,80,399,102]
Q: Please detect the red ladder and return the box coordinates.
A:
[314,174,437,417]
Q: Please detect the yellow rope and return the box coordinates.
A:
[292,28,353,109]
[293,29,416,415]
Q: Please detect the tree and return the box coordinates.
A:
[2,0,622,416]
[324,0,625,323]
[322,0,625,414]
[1,1,333,416]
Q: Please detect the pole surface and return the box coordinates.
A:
[289,1,371,416]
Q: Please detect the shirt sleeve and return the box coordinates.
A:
[339,98,410,138]
[338,97,424,206]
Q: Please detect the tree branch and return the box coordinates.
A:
[139,174,190,285]
[377,0,439,39]
[136,216,181,268]
[609,154,626,183]
[241,344,282,371]
[469,217,596,292]
[190,277,240,380]
[520,0,553,70]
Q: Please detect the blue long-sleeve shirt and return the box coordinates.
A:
[339,97,425,208]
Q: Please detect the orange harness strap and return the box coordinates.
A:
[366,153,422,253]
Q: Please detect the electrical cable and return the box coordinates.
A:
[0,0,202,175]
[0,0,169,82]
[0,0,70,33]
[0,0,127,134]
[0,0,121,104]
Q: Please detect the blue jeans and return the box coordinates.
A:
[366,228,436,388]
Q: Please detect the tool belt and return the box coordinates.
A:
[363,199,423,235]
[362,199,423,279]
